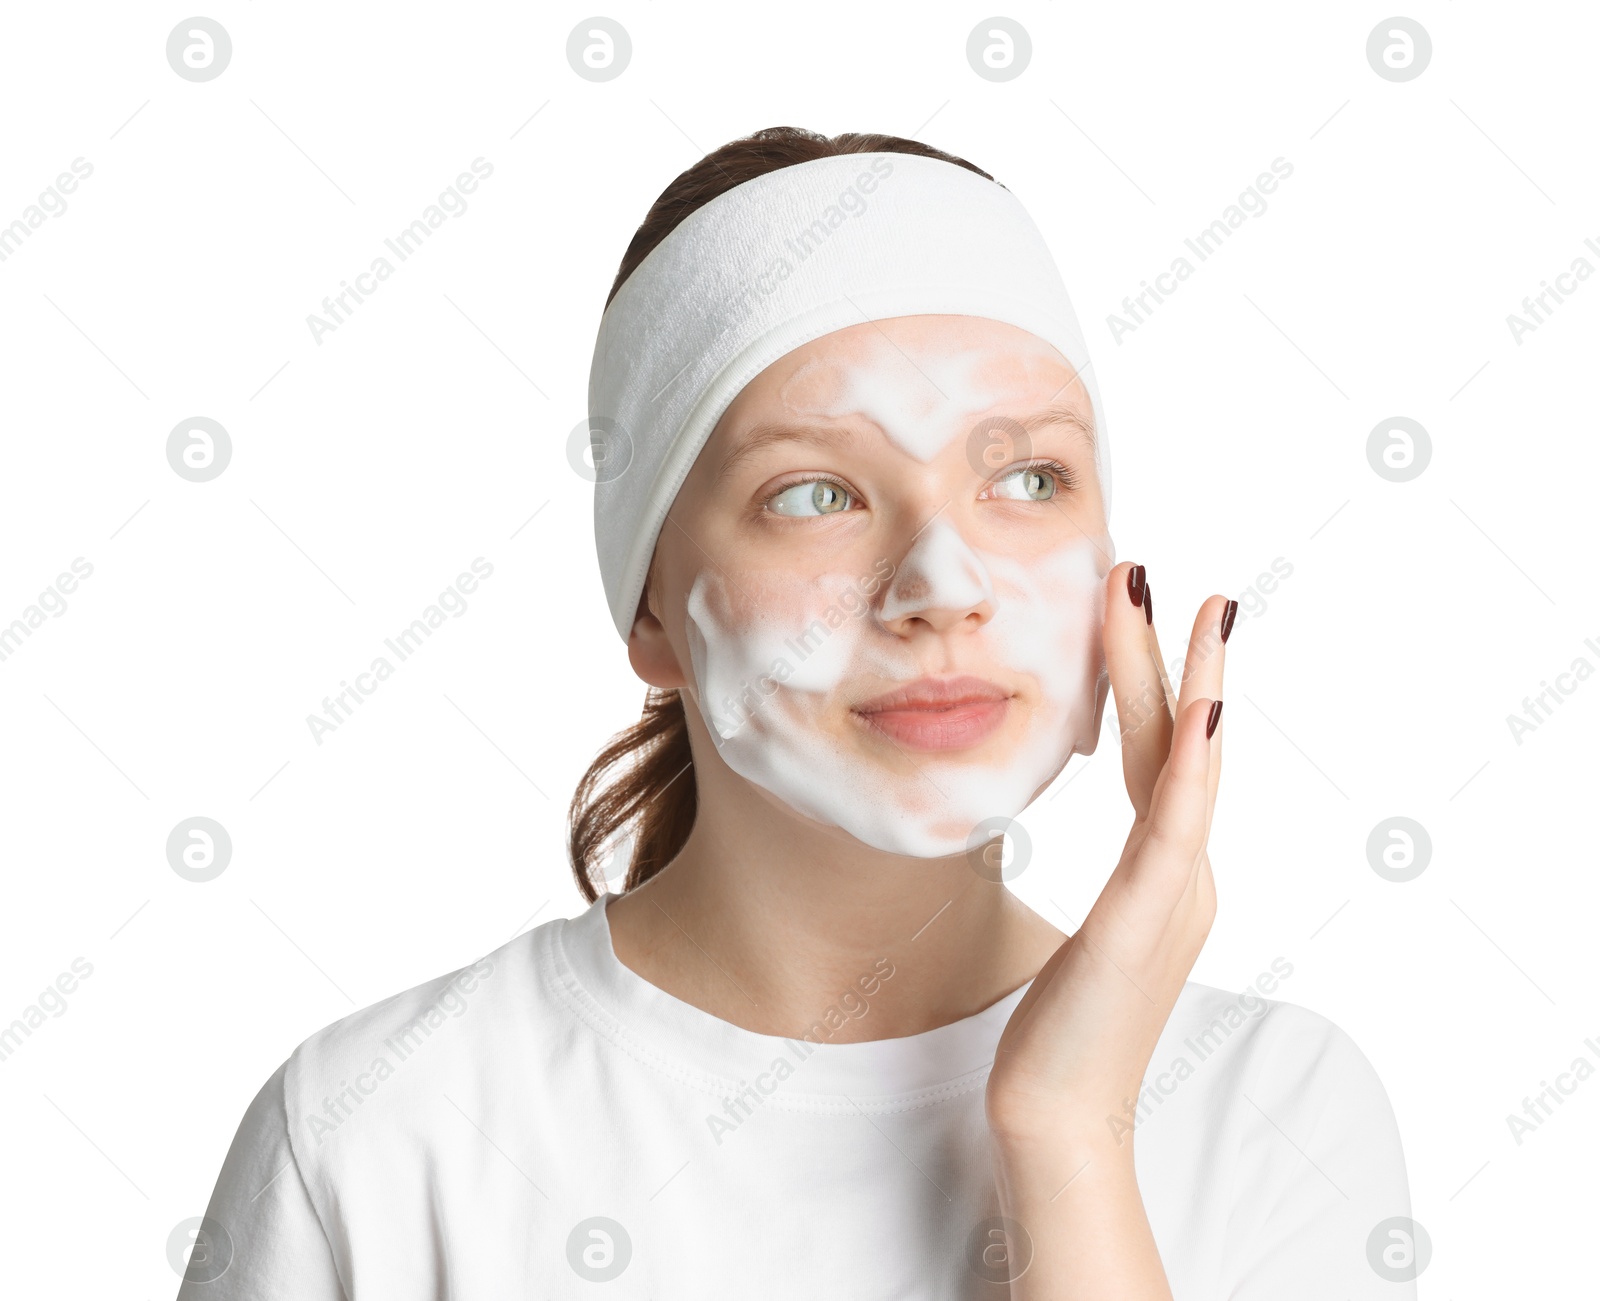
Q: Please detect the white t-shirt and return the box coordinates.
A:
[177,893,1416,1300]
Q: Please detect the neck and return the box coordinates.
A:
[603,769,1065,1042]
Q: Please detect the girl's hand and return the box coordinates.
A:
[986,563,1235,1152]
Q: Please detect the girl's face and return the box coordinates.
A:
[637,314,1111,859]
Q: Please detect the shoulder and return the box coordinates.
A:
[1159,976,1392,1096]
[1133,977,1405,1163]
[182,923,570,1297]
[1157,978,1410,1209]
[1134,981,1415,1295]
[274,923,555,1163]
[286,932,521,1075]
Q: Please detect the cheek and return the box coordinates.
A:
[685,575,788,733]
[982,541,1108,705]
[684,569,894,723]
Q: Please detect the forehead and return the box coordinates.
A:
[705,314,1091,462]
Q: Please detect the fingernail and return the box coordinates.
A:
[1127,564,1146,608]
[1143,582,1153,626]
[1221,599,1238,643]
[1206,699,1223,739]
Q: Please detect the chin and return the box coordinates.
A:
[704,685,1084,860]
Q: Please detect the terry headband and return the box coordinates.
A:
[586,150,1109,642]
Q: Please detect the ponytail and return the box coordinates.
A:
[567,685,696,902]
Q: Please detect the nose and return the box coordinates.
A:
[879,516,996,635]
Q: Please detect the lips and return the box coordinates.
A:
[851,675,1013,751]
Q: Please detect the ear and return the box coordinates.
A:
[626,594,690,690]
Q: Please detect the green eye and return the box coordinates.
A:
[768,479,853,516]
[992,465,1057,501]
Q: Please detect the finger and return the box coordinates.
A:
[1107,696,1216,950]
[1175,595,1233,723]
[1140,573,1180,722]
[1133,695,1217,900]
[1103,561,1173,819]
[1188,701,1224,902]
[1173,595,1234,833]
[1203,701,1224,847]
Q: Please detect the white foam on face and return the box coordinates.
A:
[782,333,1066,465]
[682,525,1109,859]
[678,320,1110,859]
[818,350,993,462]
[877,518,996,625]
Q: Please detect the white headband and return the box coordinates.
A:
[586,150,1109,642]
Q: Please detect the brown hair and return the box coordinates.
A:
[566,125,996,903]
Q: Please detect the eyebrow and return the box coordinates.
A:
[712,402,1097,488]
[712,422,862,490]
[1011,402,1098,456]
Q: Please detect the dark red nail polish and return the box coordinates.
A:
[1221,599,1238,643]
[1127,564,1146,608]
[1143,582,1153,626]
[1206,700,1223,739]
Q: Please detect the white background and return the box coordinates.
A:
[1,2,1595,1296]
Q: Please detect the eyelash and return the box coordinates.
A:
[758,473,850,511]
[1009,457,1080,495]
[759,457,1080,511]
